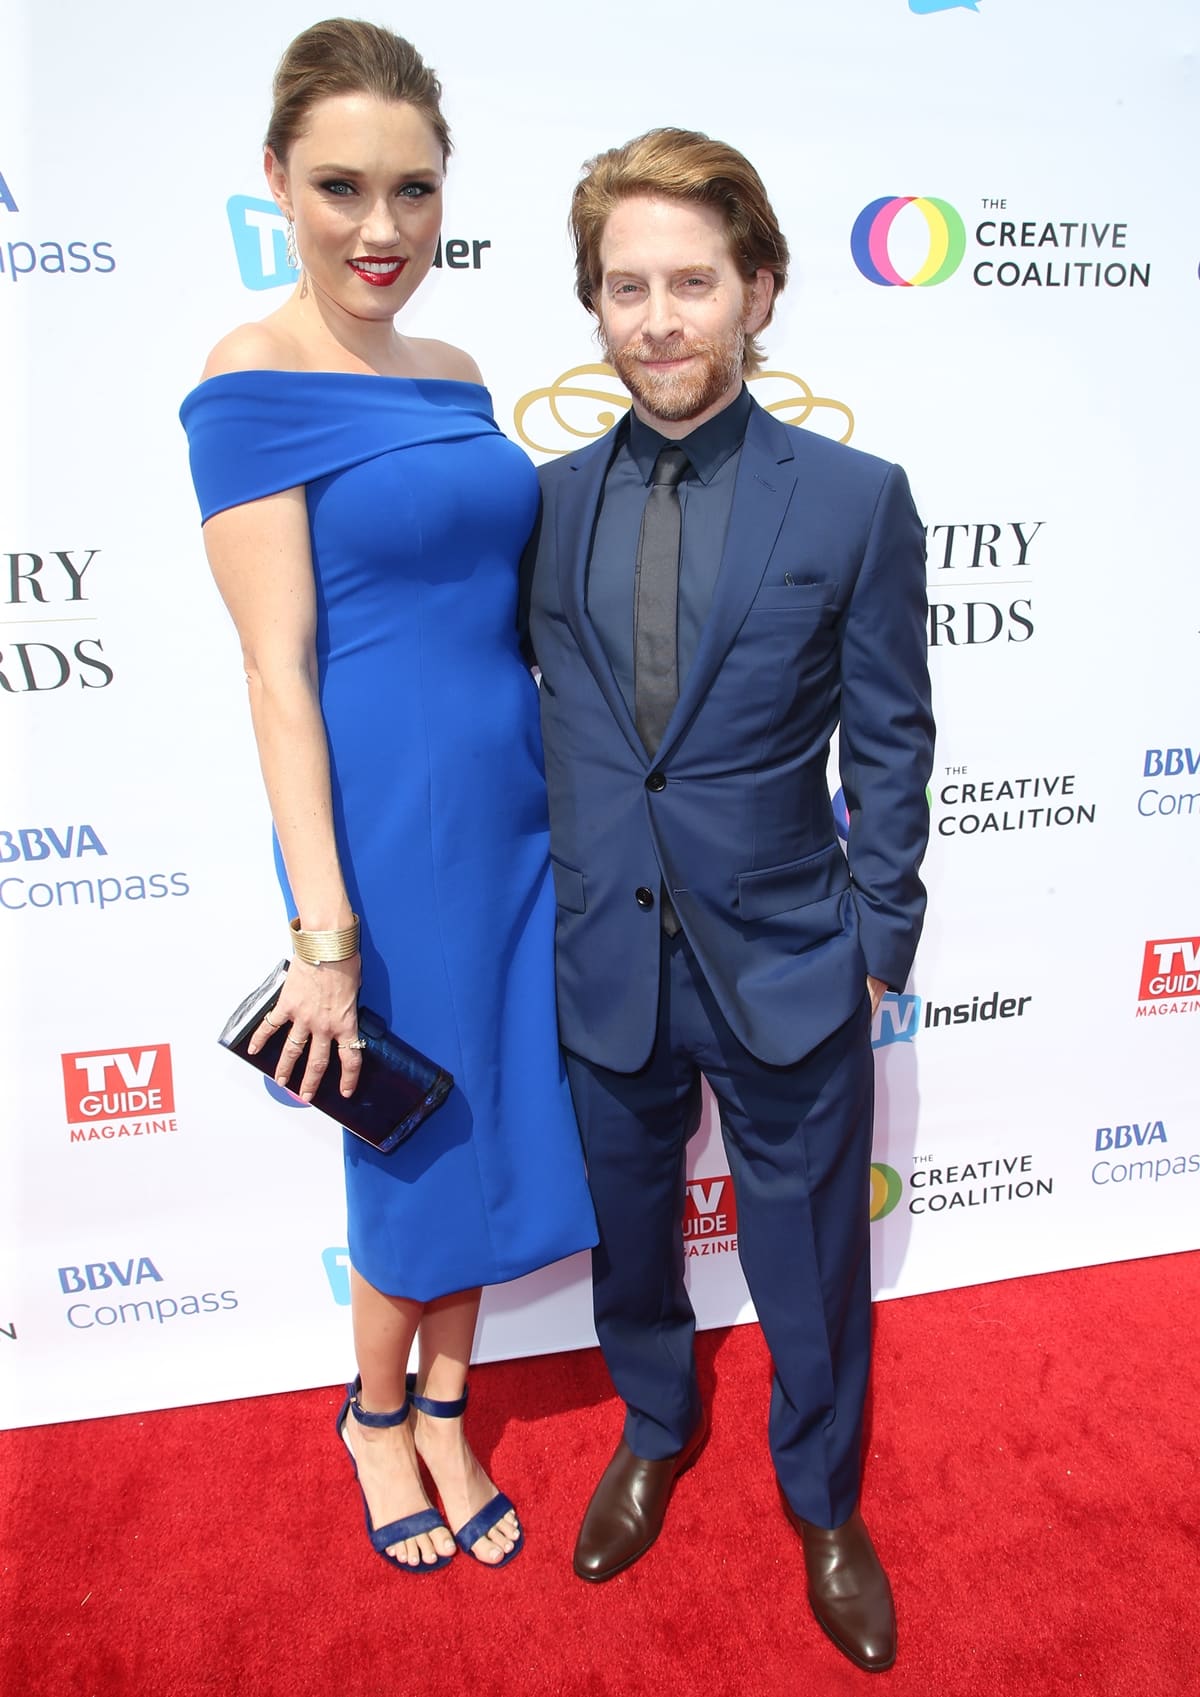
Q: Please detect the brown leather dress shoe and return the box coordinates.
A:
[781,1499,897,1672]
[573,1416,708,1582]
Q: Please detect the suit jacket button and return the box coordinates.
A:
[635,886,655,910]
[645,771,667,792]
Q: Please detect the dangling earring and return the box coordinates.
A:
[285,216,299,272]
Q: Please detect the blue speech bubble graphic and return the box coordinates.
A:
[910,0,980,12]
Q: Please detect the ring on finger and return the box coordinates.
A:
[337,1036,367,1051]
[284,1036,306,1049]
[262,1013,284,1030]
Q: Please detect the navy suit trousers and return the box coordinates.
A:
[565,931,875,1529]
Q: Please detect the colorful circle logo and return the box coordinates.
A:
[831,785,930,843]
[851,197,966,287]
[831,786,850,842]
[869,1163,904,1221]
[263,1077,309,1110]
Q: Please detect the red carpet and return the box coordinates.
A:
[3,1252,1197,1697]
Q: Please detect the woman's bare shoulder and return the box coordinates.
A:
[201,319,297,381]
[406,337,485,386]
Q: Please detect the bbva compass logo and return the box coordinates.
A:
[851,197,966,287]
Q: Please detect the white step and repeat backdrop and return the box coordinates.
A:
[2,0,1197,1426]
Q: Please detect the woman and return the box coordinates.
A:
[180,19,596,1573]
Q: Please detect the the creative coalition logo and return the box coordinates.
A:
[0,168,116,283]
[874,1153,1053,1215]
[1091,1119,1199,1192]
[907,1153,1052,1214]
[852,196,1151,293]
[683,1175,738,1259]
[936,767,1096,837]
[973,206,1150,290]
[56,1255,238,1332]
[851,198,966,288]
[1137,746,1200,823]
[61,1046,178,1145]
[1,548,113,695]
[1136,938,1200,1019]
[870,1163,903,1221]
[926,518,1042,647]
[873,989,1032,1049]
[1,824,190,916]
[228,194,495,290]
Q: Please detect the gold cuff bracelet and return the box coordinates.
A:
[289,914,360,964]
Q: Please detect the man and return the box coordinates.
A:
[521,129,933,1673]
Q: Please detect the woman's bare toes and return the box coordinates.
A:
[474,1508,519,1561]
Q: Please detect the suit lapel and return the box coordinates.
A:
[555,434,645,759]
[654,404,797,764]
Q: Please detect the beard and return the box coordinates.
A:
[602,322,745,424]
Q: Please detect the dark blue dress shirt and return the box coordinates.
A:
[586,383,754,715]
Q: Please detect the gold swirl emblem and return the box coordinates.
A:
[513,364,854,456]
[512,364,630,457]
[750,370,854,443]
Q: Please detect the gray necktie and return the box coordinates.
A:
[634,445,690,757]
[634,444,689,937]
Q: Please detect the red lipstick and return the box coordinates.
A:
[348,257,407,287]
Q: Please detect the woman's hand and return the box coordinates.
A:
[248,955,364,1101]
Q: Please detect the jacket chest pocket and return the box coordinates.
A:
[746,580,837,614]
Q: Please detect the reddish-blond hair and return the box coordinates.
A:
[570,128,789,375]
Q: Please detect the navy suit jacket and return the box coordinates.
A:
[522,397,935,1073]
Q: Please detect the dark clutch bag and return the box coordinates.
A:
[218,959,454,1154]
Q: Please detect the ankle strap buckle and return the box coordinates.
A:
[346,1376,411,1429]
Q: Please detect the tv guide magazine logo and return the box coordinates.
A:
[683,1176,738,1258]
[1136,938,1200,1018]
[61,1046,177,1144]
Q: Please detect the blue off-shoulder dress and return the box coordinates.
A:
[180,372,596,1300]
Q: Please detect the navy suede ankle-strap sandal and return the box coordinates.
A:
[335,1376,454,1572]
[406,1372,524,1568]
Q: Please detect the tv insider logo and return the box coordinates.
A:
[227,197,298,291]
[227,195,494,291]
